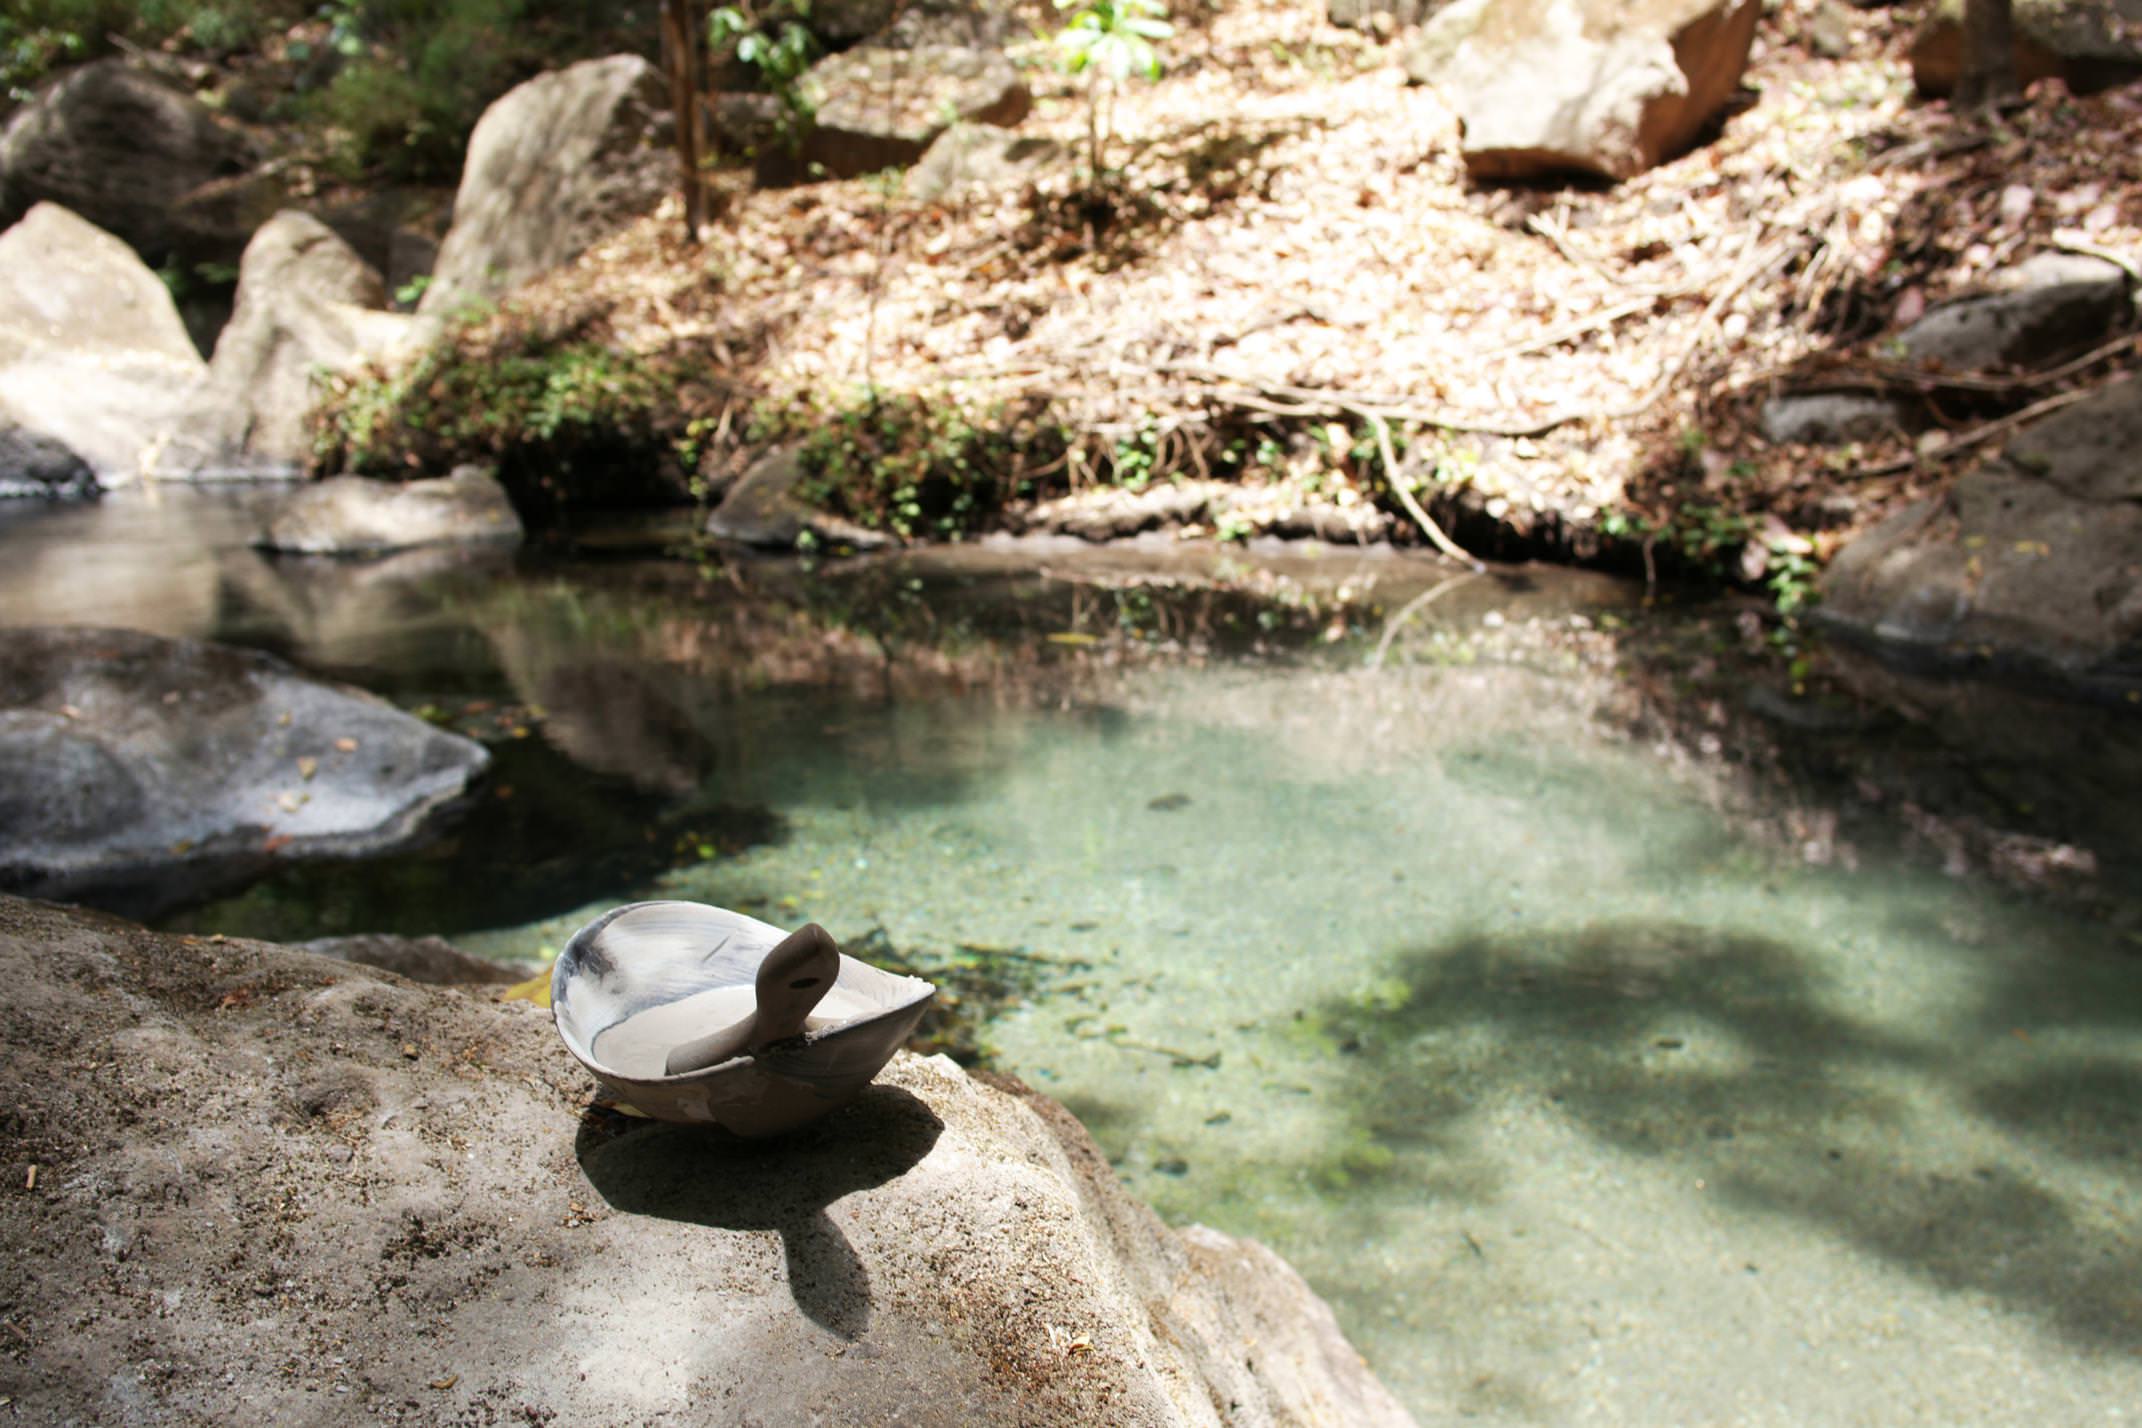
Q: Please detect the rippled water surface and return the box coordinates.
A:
[7,489,2140,1424]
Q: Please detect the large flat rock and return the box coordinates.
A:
[0,894,1415,1427]
[0,626,489,913]
[1817,376,2142,696]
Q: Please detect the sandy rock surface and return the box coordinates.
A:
[0,895,1414,1427]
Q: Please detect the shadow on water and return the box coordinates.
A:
[1320,920,2142,1356]
[574,1086,944,1340]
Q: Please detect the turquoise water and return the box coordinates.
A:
[8,490,2140,1423]
[473,648,2142,1424]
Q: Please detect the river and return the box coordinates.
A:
[5,486,2139,1425]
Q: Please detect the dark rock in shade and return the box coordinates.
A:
[165,211,414,478]
[0,59,275,270]
[706,446,893,552]
[1816,375,2142,697]
[0,627,489,915]
[1403,0,1762,183]
[809,0,900,42]
[417,55,674,322]
[0,202,208,479]
[0,423,98,500]
[1910,0,2142,97]
[257,465,524,555]
[297,933,523,985]
[759,45,1031,185]
[1891,253,2132,373]
[1759,393,1905,446]
[0,893,1420,1428]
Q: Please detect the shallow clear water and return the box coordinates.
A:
[7,489,2141,1424]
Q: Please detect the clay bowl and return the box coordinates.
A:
[551,900,935,1136]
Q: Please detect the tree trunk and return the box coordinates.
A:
[1956,0,2020,108]
[661,0,708,242]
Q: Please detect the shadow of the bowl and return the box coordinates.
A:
[574,1083,944,1340]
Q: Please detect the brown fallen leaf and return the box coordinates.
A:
[334,737,358,753]
[401,1042,419,1059]
[429,1375,458,1391]
[297,756,318,780]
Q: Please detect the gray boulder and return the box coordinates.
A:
[1892,252,2132,372]
[906,123,1067,202]
[0,893,1418,1427]
[0,627,489,912]
[418,56,674,322]
[258,465,525,554]
[0,59,275,269]
[706,446,893,551]
[0,422,97,500]
[298,932,524,985]
[0,202,208,480]
[1817,376,2142,694]
[1403,0,1762,182]
[762,45,1032,185]
[1759,392,1905,445]
[168,211,415,477]
[1910,0,2142,96]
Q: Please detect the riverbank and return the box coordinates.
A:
[308,0,2142,609]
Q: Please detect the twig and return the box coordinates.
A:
[1478,290,1674,361]
[1857,384,2099,477]
[1362,411,1479,566]
[1371,569,1483,668]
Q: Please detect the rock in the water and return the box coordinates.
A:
[906,122,1067,201]
[0,893,1419,1427]
[418,56,673,321]
[165,211,414,477]
[0,627,489,913]
[1892,252,2132,372]
[0,422,98,500]
[0,59,276,269]
[1760,392,1905,445]
[1021,481,1226,541]
[298,932,524,985]
[706,446,893,551]
[1817,375,2142,695]
[259,465,525,554]
[1403,0,1762,182]
[763,45,1032,185]
[1910,0,2142,96]
[0,202,208,480]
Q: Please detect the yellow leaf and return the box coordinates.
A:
[502,965,554,1007]
[1046,632,1099,646]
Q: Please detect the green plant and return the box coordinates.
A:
[709,0,819,149]
[1052,0,1172,180]
[753,388,1068,541]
